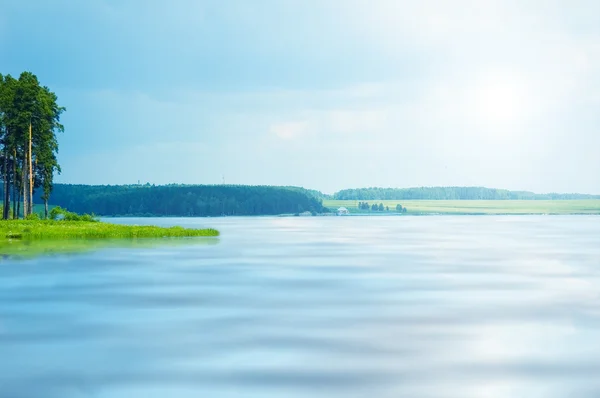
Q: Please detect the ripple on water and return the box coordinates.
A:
[1,216,600,398]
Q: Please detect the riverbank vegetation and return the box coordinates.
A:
[0,219,219,240]
[2,206,218,240]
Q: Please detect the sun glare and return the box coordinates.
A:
[471,76,528,130]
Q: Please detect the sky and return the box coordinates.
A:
[1,0,599,194]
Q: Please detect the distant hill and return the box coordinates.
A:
[26,184,324,217]
[333,187,600,201]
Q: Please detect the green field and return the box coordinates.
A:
[323,200,600,215]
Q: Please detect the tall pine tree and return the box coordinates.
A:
[0,72,64,219]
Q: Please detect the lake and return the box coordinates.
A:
[1,216,600,397]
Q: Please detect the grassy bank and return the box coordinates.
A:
[0,220,219,240]
[323,199,600,215]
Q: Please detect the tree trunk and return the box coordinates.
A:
[12,149,17,219]
[3,183,10,220]
[2,148,9,220]
[16,191,21,219]
[28,122,33,216]
[44,199,48,219]
[12,183,17,219]
[22,155,28,218]
[6,183,10,219]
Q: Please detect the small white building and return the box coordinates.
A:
[337,207,350,216]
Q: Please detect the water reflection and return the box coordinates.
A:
[1,216,600,397]
[0,237,218,260]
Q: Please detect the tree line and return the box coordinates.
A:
[30,184,324,217]
[358,202,407,212]
[0,72,63,219]
[335,187,600,200]
[7,180,597,218]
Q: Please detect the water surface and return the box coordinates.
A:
[1,216,600,397]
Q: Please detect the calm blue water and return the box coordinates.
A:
[1,216,600,398]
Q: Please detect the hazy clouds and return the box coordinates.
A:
[2,0,598,193]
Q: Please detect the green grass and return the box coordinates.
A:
[323,199,600,215]
[0,220,220,240]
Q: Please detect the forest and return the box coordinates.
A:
[5,182,599,218]
[333,187,600,201]
[0,72,63,219]
[28,184,325,217]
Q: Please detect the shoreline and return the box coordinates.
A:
[101,212,600,219]
[0,219,219,240]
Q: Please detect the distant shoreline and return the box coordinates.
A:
[101,212,600,219]
[323,199,600,216]
[5,184,599,218]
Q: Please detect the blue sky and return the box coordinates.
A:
[1,0,599,194]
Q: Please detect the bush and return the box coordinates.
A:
[49,206,63,220]
[49,206,99,222]
[25,213,41,220]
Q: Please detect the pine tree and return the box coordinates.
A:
[0,72,64,219]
